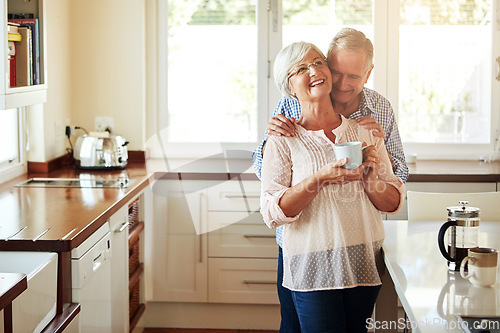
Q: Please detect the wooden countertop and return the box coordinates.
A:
[146,158,500,182]
[0,162,151,252]
[407,160,500,182]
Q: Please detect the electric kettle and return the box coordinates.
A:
[73,134,129,169]
[437,201,480,271]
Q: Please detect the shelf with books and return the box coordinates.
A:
[1,0,46,109]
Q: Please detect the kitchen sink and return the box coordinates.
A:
[16,177,133,188]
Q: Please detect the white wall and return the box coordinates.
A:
[27,0,72,162]
[69,0,146,151]
[29,0,146,162]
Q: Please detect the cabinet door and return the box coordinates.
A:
[150,180,208,302]
[109,204,129,333]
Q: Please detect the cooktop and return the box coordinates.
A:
[16,177,133,188]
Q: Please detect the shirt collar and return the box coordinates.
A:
[347,88,376,119]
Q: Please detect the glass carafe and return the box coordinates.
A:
[438,201,480,271]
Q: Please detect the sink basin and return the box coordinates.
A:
[16,177,133,188]
[0,252,58,333]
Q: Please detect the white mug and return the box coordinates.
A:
[335,142,366,169]
[460,247,498,287]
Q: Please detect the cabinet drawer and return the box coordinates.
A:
[208,212,277,258]
[208,180,260,212]
[208,258,279,304]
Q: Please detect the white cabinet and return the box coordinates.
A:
[151,179,279,305]
[207,211,276,258]
[1,0,47,109]
[109,204,129,333]
[208,258,278,304]
[108,193,148,332]
[385,182,498,220]
[150,180,208,302]
[207,180,278,305]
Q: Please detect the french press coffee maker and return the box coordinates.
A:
[437,201,480,271]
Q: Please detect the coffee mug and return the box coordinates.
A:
[460,247,499,287]
[335,142,366,169]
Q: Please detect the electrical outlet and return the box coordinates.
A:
[95,117,114,132]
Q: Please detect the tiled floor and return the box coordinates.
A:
[144,329,278,333]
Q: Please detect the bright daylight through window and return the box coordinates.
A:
[165,0,497,157]
[398,0,492,144]
[167,0,257,143]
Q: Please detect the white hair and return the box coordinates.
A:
[273,41,326,100]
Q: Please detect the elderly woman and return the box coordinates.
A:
[260,41,404,333]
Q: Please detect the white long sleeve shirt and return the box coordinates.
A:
[260,116,404,291]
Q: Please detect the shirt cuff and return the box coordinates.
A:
[261,188,301,228]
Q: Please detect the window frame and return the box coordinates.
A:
[146,0,500,162]
[385,0,500,160]
[0,107,26,185]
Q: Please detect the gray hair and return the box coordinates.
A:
[327,28,374,72]
[273,41,326,100]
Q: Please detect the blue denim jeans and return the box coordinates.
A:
[278,247,381,333]
[278,247,301,333]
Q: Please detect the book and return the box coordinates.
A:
[8,32,21,42]
[8,18,39,85]
[7,41,16,87]
[15,26,31,87]
[7,22,19,33]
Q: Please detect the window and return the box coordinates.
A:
[153,0,499,160]
[166,0,259,143]
[282,0,374,88]
[398,0,492,145]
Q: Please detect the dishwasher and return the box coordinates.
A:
[71,222,112,332]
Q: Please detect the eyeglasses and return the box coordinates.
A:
[287,58,327,79]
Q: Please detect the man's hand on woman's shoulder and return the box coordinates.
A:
[267,115,298,137]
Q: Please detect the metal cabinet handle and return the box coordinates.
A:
[223,194,260,199]
[244,235,275,239]
[117,221,130,232]
[497,57,500,81]
[243,280,275,285]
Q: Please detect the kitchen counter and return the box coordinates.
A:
[406,160,500,182]
[0,161,150,332]
[0,162,150,252]
[147,157,500,182]
[381,220,500,333]
[0,158,498,250]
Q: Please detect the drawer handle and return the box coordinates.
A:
[244,235,275,239]
[223,194,260,199]
[117,222,130,233]
[243,280,276,285]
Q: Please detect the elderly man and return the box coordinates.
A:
[252,27,408,333]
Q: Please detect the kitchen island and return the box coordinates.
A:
[380,220,500,333]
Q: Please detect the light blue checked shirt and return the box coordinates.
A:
[252,87,409,247]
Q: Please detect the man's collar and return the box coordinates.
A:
[359,87,375,116]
